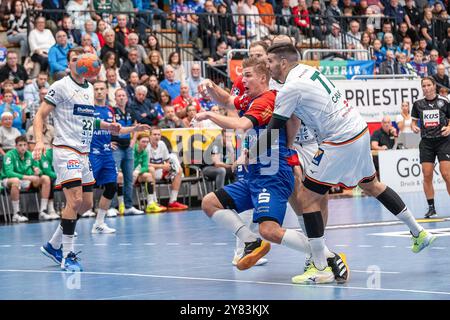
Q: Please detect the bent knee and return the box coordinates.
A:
[201,192,222,217]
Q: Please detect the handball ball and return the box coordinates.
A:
[75,53,101,78]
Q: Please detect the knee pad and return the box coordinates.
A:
[102,182,117,200]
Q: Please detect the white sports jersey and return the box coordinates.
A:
[44,75,95,153]
[274,64,367,144]
[147,140,170,164]
[269,77,316,145]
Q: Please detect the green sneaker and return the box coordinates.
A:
[292,264,335,284]
[412,230,436,253]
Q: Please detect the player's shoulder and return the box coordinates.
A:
[437,95,450,104]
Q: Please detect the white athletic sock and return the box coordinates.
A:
[152,194,157,203]
[49,225,63,248]
[397,208,423,237]
[48,200,56,214]
[324,244,335,259]
[96,208,107,225]
[62,234,75,258]
[212,209,258,243]
[169,190,178,203]
[281,229,311,254]
[297,215,307,233]
[118,196,124,205]
[309,237,328,270]
[12,201,20,214]
[235,210,254,254]
[40,198,48,213]
[146,194,153,204]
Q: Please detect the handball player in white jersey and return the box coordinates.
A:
[264,42,436,284]
[33,47,121,271]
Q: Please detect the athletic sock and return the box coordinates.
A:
[309,237,328,270]
[281,229,311,254]
[40,198,48,213]
[96,208,107,225]
[169,190,178,203]
[303,211,327,270]
[49,224,63,248]
[397,208,423,237]
[61,219,77,258]
[12,200,20,215]
[48,200,56,214]
[427,198,435,209]
[212,209,258,243]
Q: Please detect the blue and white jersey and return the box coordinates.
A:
[90,105,114,156]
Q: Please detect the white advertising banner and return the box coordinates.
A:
[334,79,422,122]
[378,149,446,193]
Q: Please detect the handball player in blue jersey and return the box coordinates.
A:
[89,81,150,233]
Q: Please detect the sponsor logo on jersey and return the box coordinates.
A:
[258,189,271,204]
[423,109,440,128]
[67,159,81,170]
[312,148,324,166]
[437,100,444,108]
[73,104,95,117]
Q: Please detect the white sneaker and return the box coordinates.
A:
[124,207,144,215]
[82,209,96,218]
[106,208,118,217]
[232,254,268,266]
[39,212,52,221]
[12,214,28,223]
[91,223,116,234]
[48,212,60,220]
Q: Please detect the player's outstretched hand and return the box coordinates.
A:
[32,141,46,161]
[108,122,122,135]
[133,124,151,132]
[198,79,214,98]
[193,111,210,122]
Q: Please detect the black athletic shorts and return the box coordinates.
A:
[419,137,450,163]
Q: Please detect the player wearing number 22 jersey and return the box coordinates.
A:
[44,75,96,189]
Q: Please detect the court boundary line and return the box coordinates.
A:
[0,269,449,299]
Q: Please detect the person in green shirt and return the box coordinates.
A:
[1,136,52,222]
[131,133,166,213]
[36,148,59,219]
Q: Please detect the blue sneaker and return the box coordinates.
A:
[61,251,83,272]
[40,242,63,265]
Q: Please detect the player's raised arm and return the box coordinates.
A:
[194,110,253,131]
[199,79,235,110]
[32,100,54,160]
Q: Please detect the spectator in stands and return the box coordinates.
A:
[384,0,409,25]
[98,51,122,83]
[442,52,450,76]
[274,0,300,42]
[187,63,204,98]
[26,87,52,125]
[134,0,168,39]
[155,89,172,113]
[105,68,126,107]
[256,0,275,35]
[173,83,202,119]
[235,15,247,48]
[168,51,187,83]
[28,16,55,73]
[81,33,97,55]
[100,29,128,67]
[325,23,345,52]
[0,79,20,104]
[95,19,108,47]
[381,32,401,56]
[346,19,362,48]
[111,0,135,25]
[325,0,342,26]
[66,0,94,32]
[396,22,418,45]
[195,105,221,129]
[61,15,82,47]
[417,38,431,57]
[380,50,401,74]
[438,27,450,58]
[238,0,264,41]
[199,92,216,111]
[0,90,25,133]
[404,0,420,29]
[48,30,72,79]
[146,75,162,104]
[158,105,185,129]
[208,40,228,68]
[147,127,188,210]
[217,3,237,49]
[420,8,435,47]
[432,64,450,92]
[182,104,197,127]
[400,36,414,59]
[129,85,158,126]
[371,116,397,150]
[146,33,160,53]
[26,117,54,151]
[377,20,393,42]
[160,65,181,100]
[146,50,165,83]
[396,101,413,133]
[83,19,101,53]
[0,112,21,156]
[410,50,428,77]
[0,135,52,222]
[23,72,49,111]
[128,32,148,64]
[0,45,6,68]
[427,50,440,76]
[433,3,449,42]
[293,0,310,39]
[91,0,112,25]
[397,52,417,75]
[114,14,134,48]
[199,0,221,56]
[42,0,65,31]
[125,71,139,100]
[309,0,327,41]
[171,0,199,44]
[6,0,29,63]
[119,47,148,84]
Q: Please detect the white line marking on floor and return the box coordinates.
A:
[190,243,203,245]
[351,269,400,274]
[0,245,11,248]
[166,243,179,246]
[358,245,373,248]
[144,243,157,246]
[213,243,228,246]
[334,244,349,247]
[383,246,397,248]
[119,243,132,246]
[94,244,107,246]
[21,245,36,247]
[326,217,450,230]
[0,269,448,298]
[431,247,446,250]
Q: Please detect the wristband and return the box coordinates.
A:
[94,119,102,129]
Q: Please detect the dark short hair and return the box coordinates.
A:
[267,42,299,62]
[421,76,436,86]
[15,135,28,144]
